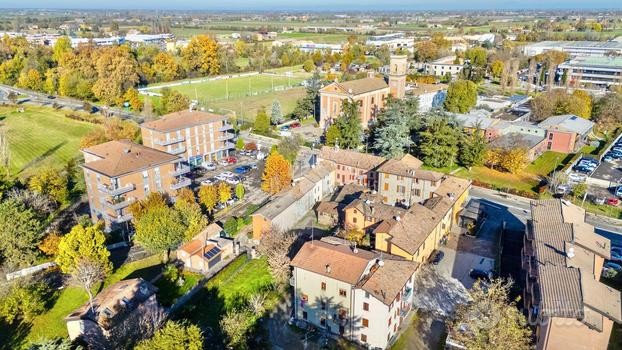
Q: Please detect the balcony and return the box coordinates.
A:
[103,197,134,211]
[222,142,235,150]
[97,183,135,196]
[219,123,234,132]
[107,212,133,224]
[402,286,413,300]
[170,165,191,177]
[218,132,235,141]
[171,176,191,190]
[169,146,186,155]
[154,136,185,146]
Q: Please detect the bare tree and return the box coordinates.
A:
[248,293,266,314]
[526,58,536,94]
[72,258,106,313]
[255,229,297,285]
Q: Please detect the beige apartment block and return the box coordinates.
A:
[376,154,444,207]
[81,140,190,231]
[140,110,235,167]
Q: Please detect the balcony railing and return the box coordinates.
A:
[154,136,185,146]
[103,197,134,211]
[219,123,234,132]
[171,176,192,190]
[218,132,235,141]
[97,183,135,196]
[169,146,186,155]
[222,142,235,150]
[106,212,133,224]
[170,165,191,177]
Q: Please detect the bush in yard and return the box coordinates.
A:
[224,217,239,236]
[162,264,180,283]
[0,279,49,324]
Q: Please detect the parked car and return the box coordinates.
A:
[607,198,620,206]
[226,176,240,185]
[201,162,216,171]
[250,163,258,170]
[556,184,570,195]
[611,251,622,262]
[226,156,237,164]
[616,186,622,198]
[469,269,492,282]
[201,178,215,186]
[215,173,228,181]
[594,196,606,205]
[221,171,234,178]
[218,159,229,166]
[290,122,301,128]
[47,95,55,99]
[279,125,290,131]
[604,262,622,271]
[603,155,615,163]
[429,250,444,265]
[234,165,251,174]
[574,166,592,174]
[568,173,586,183]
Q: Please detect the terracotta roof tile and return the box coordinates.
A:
[82,140,180,177]
[141,110,228,132]
[319,146,386,171]
[359,258,418,306]
[321,77,389,96]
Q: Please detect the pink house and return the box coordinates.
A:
[538,115,594,154]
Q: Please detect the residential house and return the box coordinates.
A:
[489,133,547,161]
[538,114,595,153]
[376,154,444,207]
[424,56,464,77]
[522,199,621,350]
[407,83,447,112]
[140,110,235,167]
[319,55,406,129]
[291,240,418,349]
[65,278,160,343]
[177,223,234,273]
[252,164,335,239]
[319,146,386,188]
[81,140,190,231]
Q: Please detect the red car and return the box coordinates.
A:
[290,122,301,128]
[607,198,620,206]
[226,156,237,164]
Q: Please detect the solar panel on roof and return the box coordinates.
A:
[204,246,221,259]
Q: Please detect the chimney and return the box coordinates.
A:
[325,264,332,273]
[567,245,575,259]
[395,215,401,222]
[348,88,353,94]
[123,148,130,154]
[377,258,385,267]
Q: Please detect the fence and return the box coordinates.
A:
[5,262,57,281]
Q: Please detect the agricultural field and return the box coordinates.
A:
[0,105,98,178]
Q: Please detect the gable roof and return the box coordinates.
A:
[359,258,418,306]
[319,146,386,171]
[376,154,442,181]
[490,132,546,151]
[82,140,180,177]
[291,240,376,285]
[538,114,594,135]
[320,77,389,96]
[141,110,228,132]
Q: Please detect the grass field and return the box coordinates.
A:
[0,105,97,178]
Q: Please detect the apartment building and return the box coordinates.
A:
[81,140,190,231]
[522,199,621,350]
[290,240,418,349]
[376,154,444,207]
[408,83,447,112]
[538,114,595,153]
[140,110,235,167]
[343,176,471,263]
[319,146,386,188]
[558,56,622,89]
[319,55,406,129]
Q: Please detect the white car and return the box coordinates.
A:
[219,159,229,166]
[568,173,586,183]
[221,171,235,178]
[201,179,214,186]
[201,162,216,171]
[226,176,240,185]
[215,173,228,181]
[556,184,570,194]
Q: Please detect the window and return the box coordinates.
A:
[321,282,326,291]
[363,302,369,311]
[371,97,375,104]
[320,317,326,326]
[321,301,326,310]
[361,334,367,343]
[384,173,389,179]
[549,133,553,140]
[414,188,421,197]
[303,311,308,320]
[547,142,552,150]
[339,289,347,297]
[388,318,392,326]
[353,217,357,224]
[362,318,369,327]
[397,185,406,194]
[365,292,370,299]
[384,183,389,191]
[394,324,397,332]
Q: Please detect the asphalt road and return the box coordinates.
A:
[470,186,622,237]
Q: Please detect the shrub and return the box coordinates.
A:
[224,217,239,236]
[162,264,179,283]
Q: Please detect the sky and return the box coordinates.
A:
[0,0,620,10]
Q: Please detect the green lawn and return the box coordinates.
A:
[103,254,163,288]
[174,254,275,338]
[155,271,202,307]
[525,151,573,177]
[454,166,540,194]
[0,105,97,178]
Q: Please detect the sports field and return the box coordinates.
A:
[0,105,97,177]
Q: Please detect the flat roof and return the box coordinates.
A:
[525,41,622,50]
[562,56,622,69]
